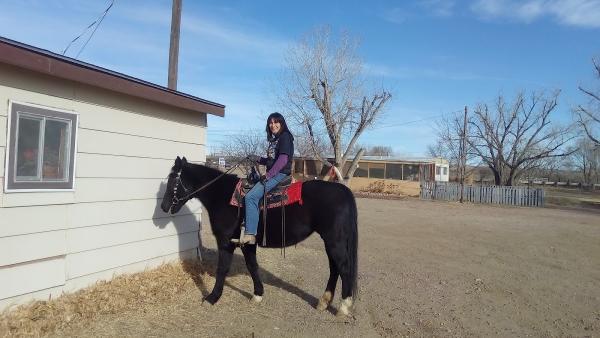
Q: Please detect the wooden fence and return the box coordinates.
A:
[420,182,544,207]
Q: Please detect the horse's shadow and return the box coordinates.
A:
[181,246,325,311]
[152,182,323,312]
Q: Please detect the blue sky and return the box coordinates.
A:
[1,0,599,156]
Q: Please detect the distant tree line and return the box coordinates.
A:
[430,58,600,186]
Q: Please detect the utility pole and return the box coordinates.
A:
[168,0,182,90]
[460,106,468,203]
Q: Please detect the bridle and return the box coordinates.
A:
[168,162,242,211]
[169,170,190,208]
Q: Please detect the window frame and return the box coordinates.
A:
[4,101,79,192]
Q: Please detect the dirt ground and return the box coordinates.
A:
[35,198,600,337]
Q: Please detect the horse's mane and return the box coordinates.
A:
[183,161,240,182]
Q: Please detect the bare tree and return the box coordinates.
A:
[468,91,575,186]
[365,145,394,156]
[276,27,391,184]
[294,133,330,158]
[430,114,466,171]
[572,138,600,184]
[575,58,600,146]
[426,141,445,159]
[430,109,476,187]
[219,129,266,160]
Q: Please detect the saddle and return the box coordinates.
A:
[229,176,303,210]
[230,177,302,250]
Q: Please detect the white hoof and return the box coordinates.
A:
[337,297,353,317]
[251,295,263,303]
[316,291,333,311]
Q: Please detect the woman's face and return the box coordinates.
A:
[269,118,281,135]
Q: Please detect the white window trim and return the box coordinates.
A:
[4,100,79,193]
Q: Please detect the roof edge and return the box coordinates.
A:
[0,36,225,117]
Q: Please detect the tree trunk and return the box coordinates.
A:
[343,148,365,184]
[506,167,521,186]
[491,167,502,185]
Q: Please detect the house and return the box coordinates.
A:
[0,37,224,311]
[292,156,449,196]
[293,156,449,182]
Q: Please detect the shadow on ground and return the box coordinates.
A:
[181,246,323,311]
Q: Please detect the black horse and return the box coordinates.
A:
[161,157,358,316]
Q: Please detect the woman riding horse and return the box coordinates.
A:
[232,112,294,245]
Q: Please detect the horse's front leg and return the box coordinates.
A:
[204,244,235,305]
[241,244,264,303]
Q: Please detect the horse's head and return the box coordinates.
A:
[161,156,191,214]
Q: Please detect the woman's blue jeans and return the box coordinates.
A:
[244,173,289,235]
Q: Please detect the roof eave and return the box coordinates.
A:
[0,36,225,117]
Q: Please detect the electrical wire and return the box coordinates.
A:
[206,109,464,135]
[61,0,115,58]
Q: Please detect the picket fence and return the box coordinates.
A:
[420,182,544,207]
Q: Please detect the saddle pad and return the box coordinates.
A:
[229,179,303,210]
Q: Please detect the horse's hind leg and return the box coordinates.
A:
[204,244,235,305]
[241,244,264,303]
[337,269,354,317]
[327,244,354,317]
[317,250,339,311]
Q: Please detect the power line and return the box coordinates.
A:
[372,109,463,130]
[61,0,115,58]
[205,109,464,138]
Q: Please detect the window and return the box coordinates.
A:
[353,162,368,177]
[368,162,385,179]
[443,167,448,175]
[385,163,402,179]
[304,160,322,176]
[293,159,304,174]
[5,102,78,191]
[436,166,441,175]
[403,164,419,181]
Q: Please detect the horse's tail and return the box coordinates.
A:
[347,188,359,300]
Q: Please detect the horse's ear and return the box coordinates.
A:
[182,157,188,165]
[175,156,182,168]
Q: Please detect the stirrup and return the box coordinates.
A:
[231,234,256,246]
[231,226,256,246]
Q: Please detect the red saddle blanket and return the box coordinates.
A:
[229,180,303,210]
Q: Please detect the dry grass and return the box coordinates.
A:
[0,260,208,337]
[0,247,303,338]
[543,187,600,211]
[355,179,420,197]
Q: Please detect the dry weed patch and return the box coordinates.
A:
[0,260,206,337]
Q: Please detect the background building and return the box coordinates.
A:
[293,156,449,182]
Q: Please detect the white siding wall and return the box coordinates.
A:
[0,64,209,311]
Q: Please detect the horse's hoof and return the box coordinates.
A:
[316,291,333,311]
[336,297,353,317]
[250,295,263,304]
[203,294,218,305]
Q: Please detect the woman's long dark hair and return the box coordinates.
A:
[265,112,293,141]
